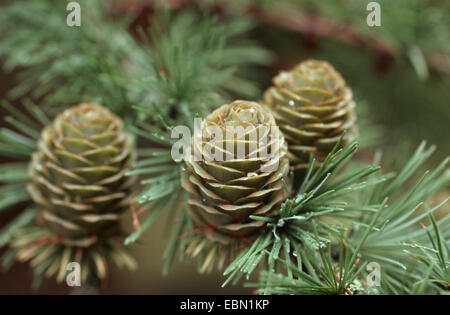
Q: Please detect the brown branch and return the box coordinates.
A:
[112,0,449,74]
[246,5,449,74]
[248,6,393,54]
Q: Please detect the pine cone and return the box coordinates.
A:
[11,103,137,282]
[264,60,356,178]
[181,100,289,270]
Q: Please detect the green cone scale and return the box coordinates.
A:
[181,100,289,270]
[264,60,356,176]
[11,103,137,282]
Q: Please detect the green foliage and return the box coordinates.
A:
[0,0,272,255]
[0,0,448,295]
[403,215,449,293]
[245,141,449,294]
[0,208,36,248]
[0,0,271,118]
[0,0,137,116]
[221,139,380,287]
[130,12,273,125]
[246,232,375,295]
[194,0,450,157]
[210,0,450,57]
[320,45,450,162]
[123,9,272,247]
[0,102,48,248]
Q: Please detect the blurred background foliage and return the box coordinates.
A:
[0,0,448,293]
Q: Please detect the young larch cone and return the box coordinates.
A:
[181,100,289,271]
[264,60,357,184]
[11,103,137,283]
